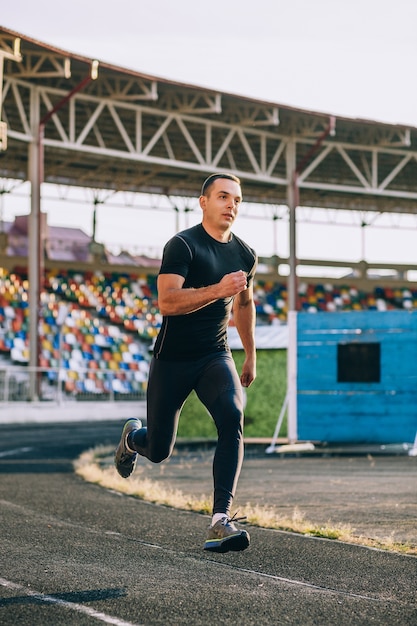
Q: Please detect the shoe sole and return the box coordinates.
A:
[204,531,250,553]
[114,419,141,478]
[114,452,137,478]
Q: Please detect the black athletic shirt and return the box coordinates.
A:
[153,224,257,361]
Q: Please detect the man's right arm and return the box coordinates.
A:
[157,271,248,316]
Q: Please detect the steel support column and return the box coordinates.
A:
[28,88,41,399]
[28,64,98,400]
[286,139,298,442]
[285,118,336,441]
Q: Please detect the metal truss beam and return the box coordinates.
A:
[3,75,417,210]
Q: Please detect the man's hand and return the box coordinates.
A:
[240,356,256,388]
[218,270,247,298]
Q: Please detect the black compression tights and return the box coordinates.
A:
[131,352,244,516]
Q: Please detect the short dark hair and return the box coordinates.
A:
[200,173,241,196]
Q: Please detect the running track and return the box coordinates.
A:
[0,422,416,625]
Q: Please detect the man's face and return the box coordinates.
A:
[200,178,242,232]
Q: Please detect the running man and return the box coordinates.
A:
[115,173,257,552]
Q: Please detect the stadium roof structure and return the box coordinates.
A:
[1,25,417,215]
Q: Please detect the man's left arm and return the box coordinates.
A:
[233,283,256,388]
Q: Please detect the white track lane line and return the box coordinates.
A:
[0,577,142,626]
[210,562,386,602]
[0,447,33,458]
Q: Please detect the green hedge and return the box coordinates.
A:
[177,349,287,439]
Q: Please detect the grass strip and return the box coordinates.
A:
[74,446,416,556]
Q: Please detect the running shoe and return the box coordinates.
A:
[204,513,250,553]
[114,418,142,478]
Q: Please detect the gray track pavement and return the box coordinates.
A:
[0,418,416,625]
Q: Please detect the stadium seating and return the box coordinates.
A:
[253,280,417,324]
[0,268,156,398]
[0,266,416,398]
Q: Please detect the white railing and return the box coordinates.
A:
[0,365,147,404]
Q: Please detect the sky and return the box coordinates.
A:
[2,1,417,273]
